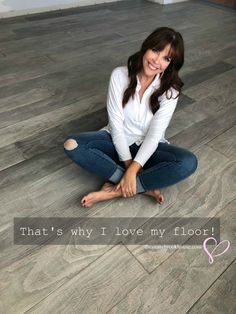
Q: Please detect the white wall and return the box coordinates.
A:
[148,0,188,4]
[0,0,122,18]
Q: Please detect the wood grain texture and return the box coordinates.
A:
[0,245,147,314]
[187,200,236,314]
[207,126,236,161]
[225,55,236,66]
[108,199,236,314]
[188,262,236,313]
[170,104,236,150]
[0,88,52,113]
[0,143,25,171]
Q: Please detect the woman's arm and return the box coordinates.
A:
[107,68,132,162]
[134,88,179,167]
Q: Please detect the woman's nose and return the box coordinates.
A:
[153,56,160,66]
[153,53,161,65]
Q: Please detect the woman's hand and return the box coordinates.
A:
[114,161,142,198]
[114,170,137,197]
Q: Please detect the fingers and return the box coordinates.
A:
[114,183,132,197]
[114,183,120,191]
[116,176,137,198]
[121,186,136,198]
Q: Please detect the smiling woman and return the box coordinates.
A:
[64,27,198,208]
[123,27,184,114]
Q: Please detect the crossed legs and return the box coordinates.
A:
[64,131,197,208]
[64,135,164,207]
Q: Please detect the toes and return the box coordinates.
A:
[81,197,86,205]
[158,195,164,204]
[81,194,92,203]
[81,196,90,206]
[83,203,91,208]
[81,200,87,207]
[81,201,92,208]
[81,195,94,208]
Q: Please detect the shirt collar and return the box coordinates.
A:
[136,73,160,91]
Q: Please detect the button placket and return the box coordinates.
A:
[137,95,143,121]
[138,87,149,121]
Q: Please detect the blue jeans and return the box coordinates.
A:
[64,130,198,193]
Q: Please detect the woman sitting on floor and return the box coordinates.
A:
[64,26,198,208]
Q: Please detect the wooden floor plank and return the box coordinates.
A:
[107,199,236,314]
[207,126,236,161]
[0,93,107,148]
[170,104,236,151]
[0,88,52,113]
[0,92,106,129]
[0,147,70,190]
[187,261,236,314]
[0,245,147,314]
[0,143,25,171]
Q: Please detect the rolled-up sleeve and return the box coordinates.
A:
[134,88,179,167]
[107,69,132,161]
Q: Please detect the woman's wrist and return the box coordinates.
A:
[123,159,132,169]
[126,161,142,175]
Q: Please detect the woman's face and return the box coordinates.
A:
[142,44,172,78]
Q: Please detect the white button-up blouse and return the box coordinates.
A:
[100,66,179,167]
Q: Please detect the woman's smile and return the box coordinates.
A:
[148,61,159,71]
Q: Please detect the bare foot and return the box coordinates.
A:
[81,182,164,208]
[144,189,164,205]
[101,181,115,192]
[81,182,121,208]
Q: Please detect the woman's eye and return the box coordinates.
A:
[152,48,158,53]
[165,57,171,62]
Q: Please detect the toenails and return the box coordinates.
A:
[158,196,164,204]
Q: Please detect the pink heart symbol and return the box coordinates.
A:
[203,237,230,264]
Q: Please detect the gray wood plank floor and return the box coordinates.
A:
[0,0,235,313]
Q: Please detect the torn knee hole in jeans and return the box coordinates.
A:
[64,139,78,150]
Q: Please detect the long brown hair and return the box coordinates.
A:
[122,27,184,114]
